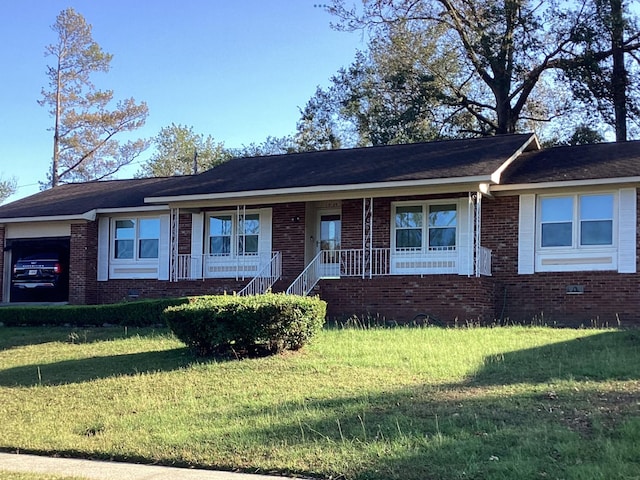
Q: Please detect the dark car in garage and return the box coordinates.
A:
[12,252,67,292]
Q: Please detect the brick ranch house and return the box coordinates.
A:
[1,133,639,325]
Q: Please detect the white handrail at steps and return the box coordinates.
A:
[237,251,282,296]
[286,251,323,296]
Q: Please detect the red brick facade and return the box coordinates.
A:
[483,193,640,327]
[4,191,639,326]
[69,222,99,305]
[317,275,496,324]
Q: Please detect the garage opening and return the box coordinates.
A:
[6,237,70,303]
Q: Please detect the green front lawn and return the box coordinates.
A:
[1,325,639,479]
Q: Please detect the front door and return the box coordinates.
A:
[318,212,341,278]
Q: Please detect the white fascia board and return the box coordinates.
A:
[95,206,169,214]
[0,210,97,224]
[491,176,640,192]
[490,134,540,184]
[145,175,493,205]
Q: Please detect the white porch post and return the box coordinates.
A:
[362,197,373,278]
[170,207,179,282]
[475,192,482,277]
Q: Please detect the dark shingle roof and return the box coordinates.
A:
[151,134,535,198]
[0,134,535,220]
[502,140,640,184]
[0,176,185,220]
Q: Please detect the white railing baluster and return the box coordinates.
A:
[237,252,282,296]
[286,251,323,296]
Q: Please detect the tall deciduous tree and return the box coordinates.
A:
[295,42,461,150]
[40,8,149,187]
[562,0,640,141]
[326,0,640,136]
[137,124,232,177]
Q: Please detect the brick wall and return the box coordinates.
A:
[69,222,98,304]
[96,278,248,304]
[59,192,640,327]
[272,202,306,289]
[317,275,495,323]
[483,194,640,326]
[178,213,192,254]
[341,199,362,249]
[317,195,495,323]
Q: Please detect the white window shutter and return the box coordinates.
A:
[518,194,536,274]
[158,214,170,280]
[457,198,473,275]
[259,208,273,256]
[97,217,110,281]
[618,188,637,273]
[191,213,204,279]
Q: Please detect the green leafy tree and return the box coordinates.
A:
[137,124,232,177]
[295,40,459,150]
[0,175,17,204]
[562,0,640,141]
[295,86,347,151]
[326,0,640,136]
[233,135,300,158]
[542,124,607,147]
[40,8,149,187]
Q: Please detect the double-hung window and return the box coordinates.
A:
[207,212,260,256]
[540,194,614,249]
[238,213,260,255]
[521,191,631,273]
[392,200,467,275]
[394,203,457,251]
[395,206,423,250]
[113,218,160,260]
[209,215,232,255]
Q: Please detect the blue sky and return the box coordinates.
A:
[0,1,365,203]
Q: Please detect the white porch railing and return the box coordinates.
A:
[237,252,282,296]
[338,248,390,277]
[175,253,275,281]
[287,248,391,296]
[287,246,492,296]
[175,254,204,280]
[286,251,323,296]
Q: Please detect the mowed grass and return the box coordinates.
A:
[0,326,639,480]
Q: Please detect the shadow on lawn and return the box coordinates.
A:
[0,347,195,386]
[467,329,640,386]
[0,326,170,352]
[2,329,640,479]
[230,329,640,480]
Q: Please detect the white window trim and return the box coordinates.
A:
[519,189,636,274]
[205,209,262,257]
[107,215,166,280]
[390,199,471,275]
[537,193,616,250]
[201,208,273,279]
[536,192,617,272]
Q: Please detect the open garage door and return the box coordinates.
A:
[6,237,70,303]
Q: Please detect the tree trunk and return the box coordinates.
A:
[611,0,627,142]
[52,58,62,188]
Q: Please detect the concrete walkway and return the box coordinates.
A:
[0,452,300,480]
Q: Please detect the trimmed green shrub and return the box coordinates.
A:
[163,293,326,356]
[0,298,189,327]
